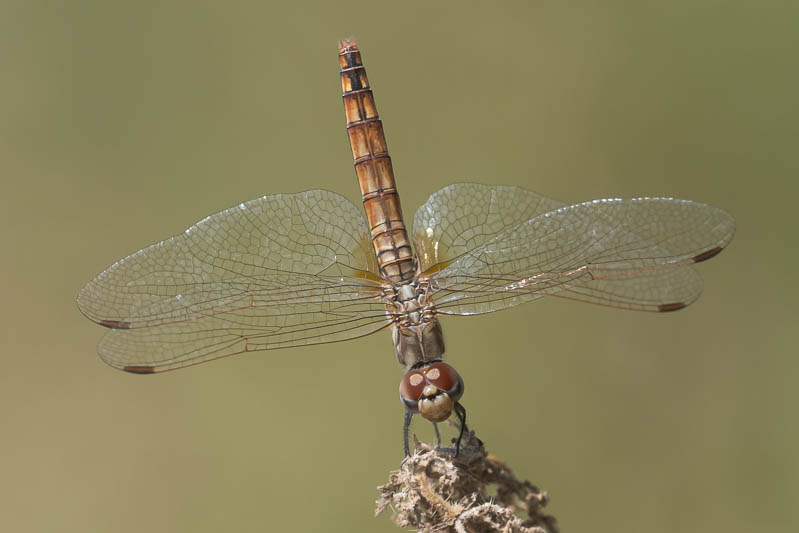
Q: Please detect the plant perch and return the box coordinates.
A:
[376,429,558,533]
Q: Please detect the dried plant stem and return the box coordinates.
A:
[376,429,558,532]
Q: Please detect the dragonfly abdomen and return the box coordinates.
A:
[339,40,414,284]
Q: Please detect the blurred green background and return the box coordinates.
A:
[1,1,796,532]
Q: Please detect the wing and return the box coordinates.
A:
[412,184,735,315]
[77,189,389,373]
[412,183,565,273]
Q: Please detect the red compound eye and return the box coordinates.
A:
[399,371,426,412]
[423,362,461,395]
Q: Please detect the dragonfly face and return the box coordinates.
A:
[77,41,735,457]
[399,361,464,423]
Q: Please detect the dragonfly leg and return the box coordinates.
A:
[453,402,468,457]
[403,410,413,457]
[433,422,442,449]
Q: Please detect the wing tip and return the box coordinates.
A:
[99,320,131,329]
[122,365,156,374]
[693,246,724,263]
[658,302,687,313]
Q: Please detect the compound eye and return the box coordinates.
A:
[424,362,464,402]
[399,371,426,412]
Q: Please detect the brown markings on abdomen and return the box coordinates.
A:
[339,40,415,284]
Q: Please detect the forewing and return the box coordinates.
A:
[412,183,565,273]
[417,194,734,315]
[77,189,388,373]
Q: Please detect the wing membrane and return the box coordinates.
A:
[78,189,388,373]
[413,185,735,315]
[412,183,565,273]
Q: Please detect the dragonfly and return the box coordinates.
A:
[78,41,735,456]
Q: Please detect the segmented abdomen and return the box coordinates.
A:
[339,41,415,284]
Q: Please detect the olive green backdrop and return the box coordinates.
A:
[1,1,796,532]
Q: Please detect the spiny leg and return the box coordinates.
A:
[403,410,413,457]
[433,422,442,448]
[453,402,468,457]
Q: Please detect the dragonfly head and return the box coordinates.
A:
[399,361,464,422]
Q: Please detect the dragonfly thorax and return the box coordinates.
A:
[387,282,445,369]
[389,283,430,325]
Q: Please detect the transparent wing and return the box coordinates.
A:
[412,183,565,273]
[77,189,389,373]
[412,184,735,315]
